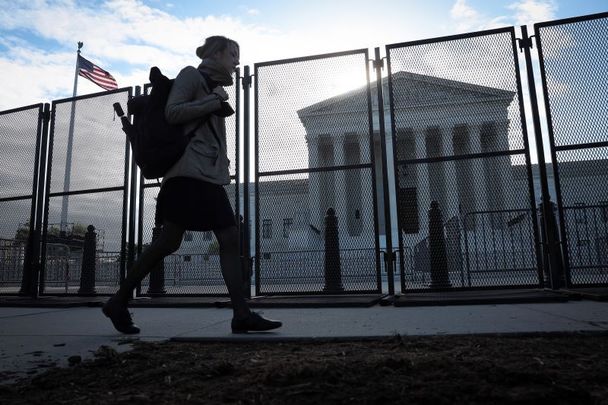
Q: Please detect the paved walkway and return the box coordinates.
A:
[1,299,607,383]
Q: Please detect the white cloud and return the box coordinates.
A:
[1,0,429,110]
[240,6,260,16]
[451,0,480,21]
[0,0,281,109]
[450,0,510,32]
[508,0,558,26]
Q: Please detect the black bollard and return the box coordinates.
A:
[147,225,166,295]
[78,225,97,295]
[323,208,344,292]
[19,233,36,297]
[428,201,452,289]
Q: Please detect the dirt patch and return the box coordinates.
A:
[1,333,607,404]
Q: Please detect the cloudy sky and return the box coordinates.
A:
[0,0,606,110]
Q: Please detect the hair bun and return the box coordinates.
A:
[196,45,205,59]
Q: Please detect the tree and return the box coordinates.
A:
[14,222,30,241]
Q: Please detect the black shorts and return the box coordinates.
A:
[156,177,236,231]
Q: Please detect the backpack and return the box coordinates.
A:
[113,66,207,179]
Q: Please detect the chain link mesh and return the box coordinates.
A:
[42,90,130,295]
[0,105,42,293]
[50,93,128,193]
[0,105,42,199]
[255,51,381,294]
[42,191,124,294]
[0,200,32,293]
[537,17,608,148]
[537,14,608,286]
[388,29,539,291]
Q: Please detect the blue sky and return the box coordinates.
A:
[0,0,606,109]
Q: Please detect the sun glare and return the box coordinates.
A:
[325,68,369,98]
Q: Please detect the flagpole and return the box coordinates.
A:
[60,41,82,236]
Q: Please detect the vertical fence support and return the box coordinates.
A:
[78,225,96,295]
[239,215,251,298]
[127,86,140,286]
[242,65,253,298]
[323,208,344,292]
[373,47,395,295]
[519,26,564,289]
[428,201,451,289]
[20,103,50,298]
[234,68,249,299]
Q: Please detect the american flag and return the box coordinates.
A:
[77,55,118,91]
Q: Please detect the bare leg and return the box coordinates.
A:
[114,221,185,304]
[214,225,250,319]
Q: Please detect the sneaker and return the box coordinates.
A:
[102,298,140,334]
[231,311,282,334]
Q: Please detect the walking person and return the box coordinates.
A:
[103,36,281,334]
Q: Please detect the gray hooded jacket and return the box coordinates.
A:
[162,66,230,185]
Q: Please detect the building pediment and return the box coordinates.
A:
[298,71,515,118]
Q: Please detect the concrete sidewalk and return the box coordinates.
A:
[1,300,607,383]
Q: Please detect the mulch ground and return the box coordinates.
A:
[0,333,607,404]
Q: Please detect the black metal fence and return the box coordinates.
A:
[39,89,131,295]
[0,104,46,295]
[386,27,541,291]
[1,12,607,299]
[254,50,382,295]
[535,12,608,288]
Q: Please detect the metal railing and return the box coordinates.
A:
[562,204,608,285]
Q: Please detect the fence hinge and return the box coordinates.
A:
[241,73,253,89]
[382,250,395,267]
[372,57,385,71]
[517,35,536,52]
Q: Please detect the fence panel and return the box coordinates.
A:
[535,12,608,287]
[41,89,131,295]
[254,49,381,295]
[0,104,45,295]
[386,27,542,292]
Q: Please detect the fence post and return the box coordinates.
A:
[239,215,252,299]
[78,225,96,295]
[147,225,166,295]
[519,25,568,289]
[242,65,255,297]
[428,201,451,289]
[324,208,344,292]
[373,47,395,295]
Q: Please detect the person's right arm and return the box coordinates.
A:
[165,66,221,125]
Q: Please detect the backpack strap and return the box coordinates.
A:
[189,68,225,147]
